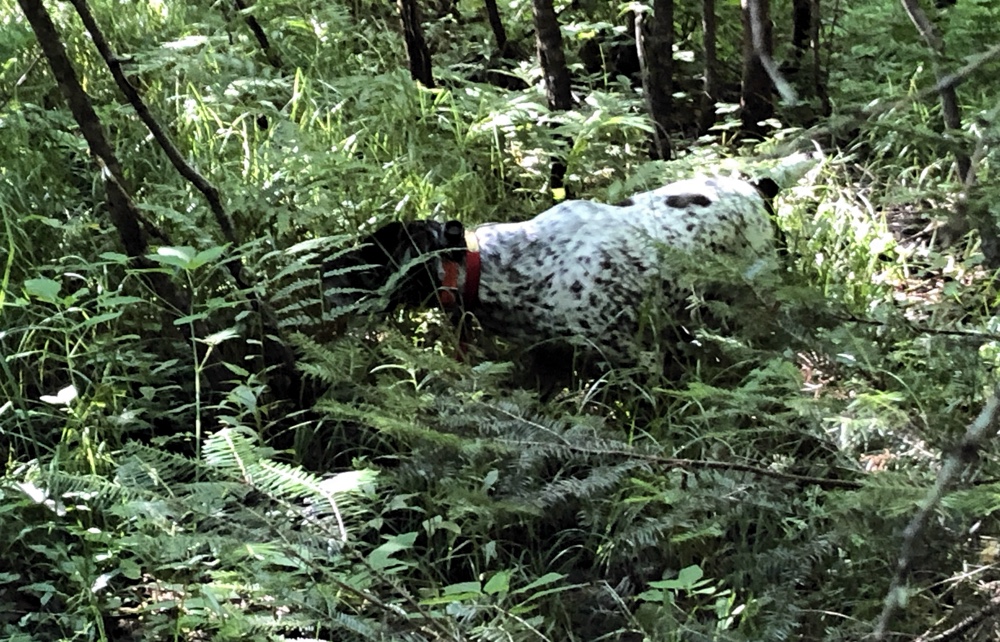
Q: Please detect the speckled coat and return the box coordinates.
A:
[324,175,780,364]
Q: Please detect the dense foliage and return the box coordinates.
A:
[3,0,1000,640]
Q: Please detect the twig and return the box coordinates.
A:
[14,0,236,395]
[67,0,308,404]
[780,43,1000,160]
[232,0,283,69]
[951,126,1000,266]
[831,311,1000,344]
[256,502,464,642]
[488,405,864,491]
[871,384,1000,640]
[16,2,167,259]
[862,44,1000,127]
[234,496,464,642]
[913,592,1000,642]
[0,52,42,113]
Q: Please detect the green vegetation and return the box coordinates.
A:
[3,0,1000,640]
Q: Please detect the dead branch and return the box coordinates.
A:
[67,0,308,405]
[67,0,241,253]
[899,0,971,181]
[872,384,1000,640]
[16,1,169,263]
[914,591,1000,642]
[778,43,1000,160]
[14,0,239,394]
[233,0,283,68]
[22,0,306,407]
[489,405,864,491]
[832,311,1000,345]
[0,52,42,113]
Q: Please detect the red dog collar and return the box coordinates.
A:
[438,230,480,308]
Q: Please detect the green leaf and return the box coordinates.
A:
[99,295,145,307]
[649,565,704,591]
[148,246,197,270]
[483,570,511,596]
[367,532,418,570]
[174,312,209,325]
[24,277,61,302]
[99,252,130,263]
[76,311,123,329]
[512,572,566,595]
[188,244,228,270]
[443,581,482,595]
[420,591,481,605]
[119,559,142,580]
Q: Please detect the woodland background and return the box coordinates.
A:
[3,0,1000,640]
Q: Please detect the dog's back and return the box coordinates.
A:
[469,176,778,362]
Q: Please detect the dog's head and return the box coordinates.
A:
[323,219,467,312]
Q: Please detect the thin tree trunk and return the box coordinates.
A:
[530,0,573,190]
[70,0,307,404]
[19,0,310,407]
[899,0,988,263]
[636,2,673,160]
[811,0,830,114]
[699,0,719,133]
[484,0,508,55]
[398,0,435,87]
[791,0,810,70]
[740,0,774,138]
[899,0,970,181]
[16,0,211,368]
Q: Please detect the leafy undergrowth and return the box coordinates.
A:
[5,0,1000,640]
[6,167,1000,641]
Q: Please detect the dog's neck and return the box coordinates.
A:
[437,230,481,308]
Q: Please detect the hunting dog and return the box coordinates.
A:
[323,172,799,365]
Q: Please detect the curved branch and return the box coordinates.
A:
[779,44,1000,159]
[36,0,304,401]
[747,0,797,104]
[0,52,42,113]
[914,593,1000,642]
[67,0,241,254]
[16,0,168,256]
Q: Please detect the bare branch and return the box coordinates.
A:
[29,0,308,406]
[872,384,1000,640]
[899,0,970,181]
[69,0,309,404]
[67,0,242,253]
[489,405,864,491]
[0,52,42,113]
[699,0,718,132]
[233,0,283,68]
[914,592,1000,642]
[901,0,943,51]
[778,44,1000,159]
[16,0,168,257]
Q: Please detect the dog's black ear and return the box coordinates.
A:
[753,178,781,200]
[443,220,465,249]
[442,220,466,260]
